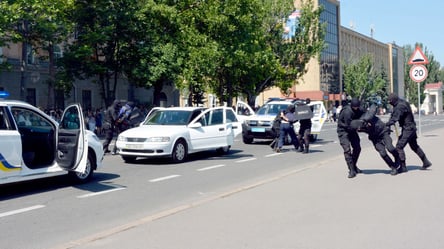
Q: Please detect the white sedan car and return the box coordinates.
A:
[0,92,104,185]
[116,106,242,163]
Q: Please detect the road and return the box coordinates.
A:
[1,114,443,249]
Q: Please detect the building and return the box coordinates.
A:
[257,0,405,109]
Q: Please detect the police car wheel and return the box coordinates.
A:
[242,135,253,144]
[216,146,230,155]
[69,153,94,183]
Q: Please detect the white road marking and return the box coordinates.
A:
[236,158,257,163]
[265,153,283,157]
[0,205,45,218]
[77,187,126,198]
[197,164,226,171]
[149,174,181,182]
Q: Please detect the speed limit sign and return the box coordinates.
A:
[409,64,428,83]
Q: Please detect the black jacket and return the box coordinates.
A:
[337,105,364,135]
[359,105,390,140]
[386,98,416,130]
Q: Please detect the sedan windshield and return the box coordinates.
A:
[143,110,192,126]
[256,104,291,116]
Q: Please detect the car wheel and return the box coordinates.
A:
[69,152,94,183]
[122,155,137,163]
[242,135,254,144]
[172,139,187,163]
[216,145,231,155]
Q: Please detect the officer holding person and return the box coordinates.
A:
[276,105,300,153]
[337,98,365,178]
[385,93,432,173]
[351,104,400,175]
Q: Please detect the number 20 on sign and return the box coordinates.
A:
[409,64,428,83]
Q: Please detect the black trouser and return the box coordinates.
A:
[338,131,361,170]
[370,132,399,168]
[396,128,427,162]
[102,127,115,152]
[298,125,311,149]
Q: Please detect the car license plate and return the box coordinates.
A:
[125,144,143,149]
[251,127,265,132]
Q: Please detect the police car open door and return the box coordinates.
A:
[56,104,88,173]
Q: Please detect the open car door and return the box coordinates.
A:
[235,100,255,123]
[56,104,88,173]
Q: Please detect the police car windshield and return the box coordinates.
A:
[143,110,192,126]
[256,103,290,116]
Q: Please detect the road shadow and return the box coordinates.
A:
[0,172,120,201]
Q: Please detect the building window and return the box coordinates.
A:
[26,88,36,106]
[26,44,35,64]
[82,90,92,110]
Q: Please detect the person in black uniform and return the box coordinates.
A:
[351,104,400,175]
[102,100,121,154]
[385,93,432,173]
[297,98,313,154]
[276,105,299,153]
[337,98,365,178]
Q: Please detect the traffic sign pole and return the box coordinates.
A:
[409,65,428,137]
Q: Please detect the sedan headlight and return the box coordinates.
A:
[146,137,170,142]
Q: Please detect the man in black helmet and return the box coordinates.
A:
[386,93,432,173]
[337,98,365,178]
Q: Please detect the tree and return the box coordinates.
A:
[343,54,388,104]
[58,0,141,107]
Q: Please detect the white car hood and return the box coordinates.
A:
[119,125,188,138]
[244,114,276,121]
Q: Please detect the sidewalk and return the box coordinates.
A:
[63,128,443,249]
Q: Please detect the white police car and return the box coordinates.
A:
[0,91,104,185]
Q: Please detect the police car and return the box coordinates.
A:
[0,91,104,185]
[236,98,327,144]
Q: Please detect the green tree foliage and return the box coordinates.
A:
[58,0,142,106]
[343,54,388,104]
[0,0,74,107]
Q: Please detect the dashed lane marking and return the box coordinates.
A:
[235,158,257,163]
[0,205,45,218]
[77,187,126,198]
[149,175,181,183]
[197,164,226,171]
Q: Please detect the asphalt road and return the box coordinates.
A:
[1,114,443,249]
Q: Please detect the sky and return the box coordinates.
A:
[339,0,444,66]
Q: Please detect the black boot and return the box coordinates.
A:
[421,158,432,170]
[381,155,397,175]
[298,145,304,152]
[347,162,357,178]
[398,161,408,173]
[303,144,309,154]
